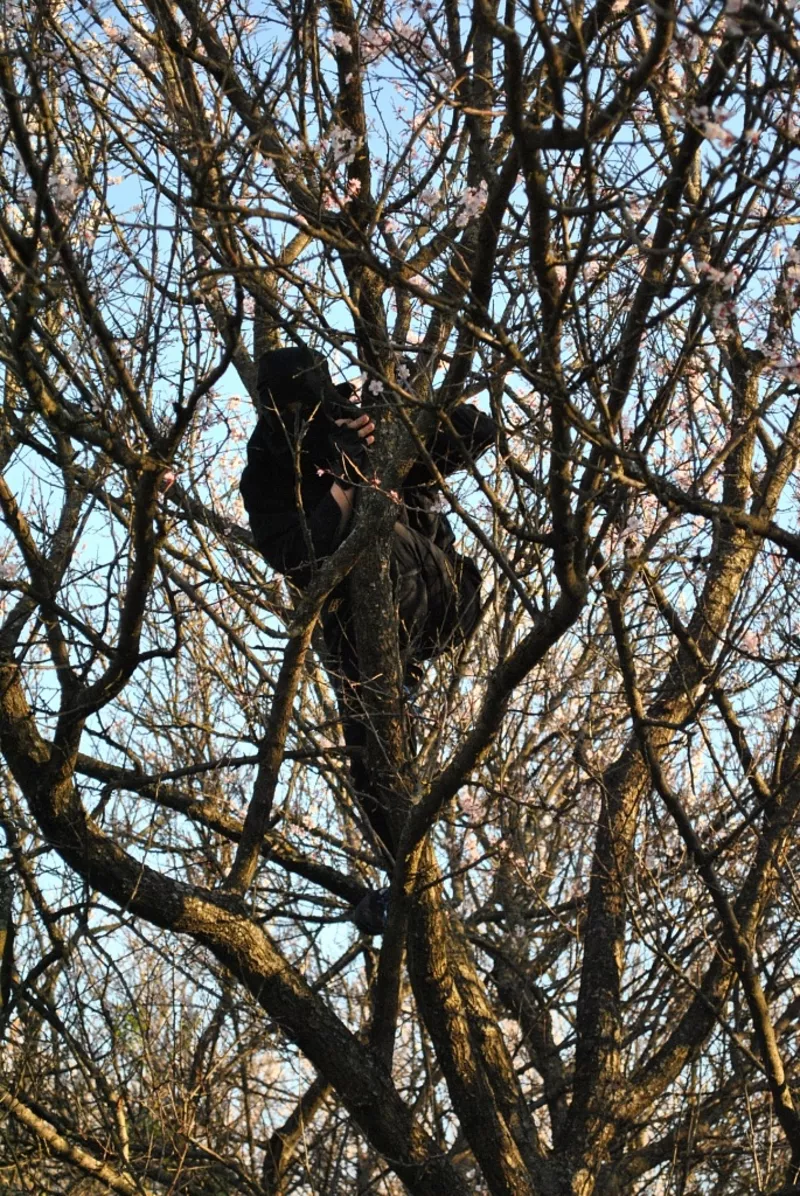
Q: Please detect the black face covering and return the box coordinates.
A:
[255,345,367,488]
[257,345,354,417]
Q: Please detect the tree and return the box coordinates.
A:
[1,0,800,1190]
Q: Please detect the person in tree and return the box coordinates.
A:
[241,343,494,920]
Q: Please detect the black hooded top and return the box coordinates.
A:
[240,346,496,584]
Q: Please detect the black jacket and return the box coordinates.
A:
[240,344,495,583]
[241,403,349,582]
[241,400,495,583]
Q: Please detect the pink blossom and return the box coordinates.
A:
[330,30,352,53]
[393,17,416,39]
[361,26,392,63]
[705,123,736,146]
[774,358,800,382]
[321,125,360,166]
[455,180,488,228]
[697,261,740,289]
[101,19,125,44]
[322,178,362,210]
[52,164,80,207]
[712,299,737,328]
[128,30,157,65]
[697,261,721,282]
[690,105,736,148]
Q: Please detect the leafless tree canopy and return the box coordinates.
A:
[1,0,800,1190]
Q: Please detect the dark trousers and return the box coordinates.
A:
[321,582,401,861]
[320,521,481,863]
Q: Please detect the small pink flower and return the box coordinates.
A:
[454,180,488,227]
[330,30,352,53]
[361,26,392,62]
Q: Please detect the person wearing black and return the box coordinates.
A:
[240,344,494,919]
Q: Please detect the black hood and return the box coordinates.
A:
[258,345,354,414]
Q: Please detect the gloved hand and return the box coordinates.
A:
[327,411,374,485]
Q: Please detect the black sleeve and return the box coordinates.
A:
[405,403,496,486]
[240,417,346,582]
[243,481,345,580]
